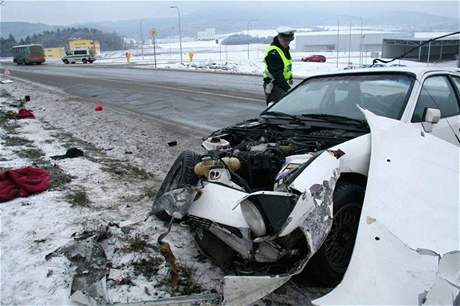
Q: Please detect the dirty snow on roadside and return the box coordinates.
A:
[0,82,223,305]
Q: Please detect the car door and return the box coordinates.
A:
[411,74,460,146]
[447,75,460,142]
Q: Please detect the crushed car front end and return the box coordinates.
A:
[150,70,434,304]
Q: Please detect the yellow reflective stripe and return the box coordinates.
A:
[263,45,293,81]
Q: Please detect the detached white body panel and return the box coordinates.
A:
[315,110,460,305]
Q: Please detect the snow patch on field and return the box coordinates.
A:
[0,85,223,305]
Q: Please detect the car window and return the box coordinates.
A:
[271,80,329,114]
[268,74,414,121]
[412,76,460,122]
[74,50,87,55]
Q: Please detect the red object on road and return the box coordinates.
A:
[301,55,327,63]
[95,105,104,111]
[16,109,35,119]
[0,167,50,203]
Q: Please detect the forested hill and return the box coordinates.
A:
[0,27,124,57]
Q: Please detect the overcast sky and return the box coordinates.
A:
[1,0,459,25]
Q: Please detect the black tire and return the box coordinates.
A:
[82,58,88,64]
[300,182,365,287]
[152,150,201,222]
[63,59,69,64]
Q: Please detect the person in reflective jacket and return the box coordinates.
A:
[263,26,295,105]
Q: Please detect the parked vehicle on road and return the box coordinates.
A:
[12,44,46,65]
[301,54,326,62]
[62,48,96,64]
[151,67,459,305]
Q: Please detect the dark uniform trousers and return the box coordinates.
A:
[264,83,287,105]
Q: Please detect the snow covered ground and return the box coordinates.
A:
[94,36,458,78]
[0,80,223,305]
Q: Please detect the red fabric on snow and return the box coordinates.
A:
[0,167,50,203]
[16,109,35,119]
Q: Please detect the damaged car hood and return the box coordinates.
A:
[314,110,459,305]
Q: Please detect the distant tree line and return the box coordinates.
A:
[0,27,124,57]
[221,34,272,45]
[0,35,17,57]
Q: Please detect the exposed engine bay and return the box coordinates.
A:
[199,118,367,192]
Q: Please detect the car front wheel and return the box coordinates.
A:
[152,150,201,222]
[300,182,364,287]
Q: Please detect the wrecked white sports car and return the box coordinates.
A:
[152,68,460,305]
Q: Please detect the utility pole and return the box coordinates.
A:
[219,41,222,63]
[150,28,157,68]
[427,41,431,64]
[336,20,340,68]
[170,6,183,64]
[246,20,256,60]
[139,20,144,60]
[359,19,363,65]
[348,22,352,65]
[247,22,250,60]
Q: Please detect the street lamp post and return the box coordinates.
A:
[139,19,144,60]
[246,20,256,60]
[170,6,183,64]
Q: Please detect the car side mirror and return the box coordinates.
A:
[422,107,441,133]
[267,102,275,108]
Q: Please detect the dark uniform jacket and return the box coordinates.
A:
[264,37,292,92]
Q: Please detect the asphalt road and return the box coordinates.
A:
[1,62,269,131]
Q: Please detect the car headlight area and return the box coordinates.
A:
[240,199,267,237]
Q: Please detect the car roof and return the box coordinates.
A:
[306,66,460,80]
[12,44,43,48]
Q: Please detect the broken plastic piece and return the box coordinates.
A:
[159,241,179,289]
[51,147,84,160]
[151,186,199,219]
[70,276,108,306]
[157,219,179,289]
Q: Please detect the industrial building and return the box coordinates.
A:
[44,47,65,59]
[382,35,460,62]
[197,28,216,41]
[294,31,411,52]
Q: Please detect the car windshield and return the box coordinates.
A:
[266,73,414,121]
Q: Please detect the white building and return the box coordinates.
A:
[197,28,216,41]
[295,31,411,52]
